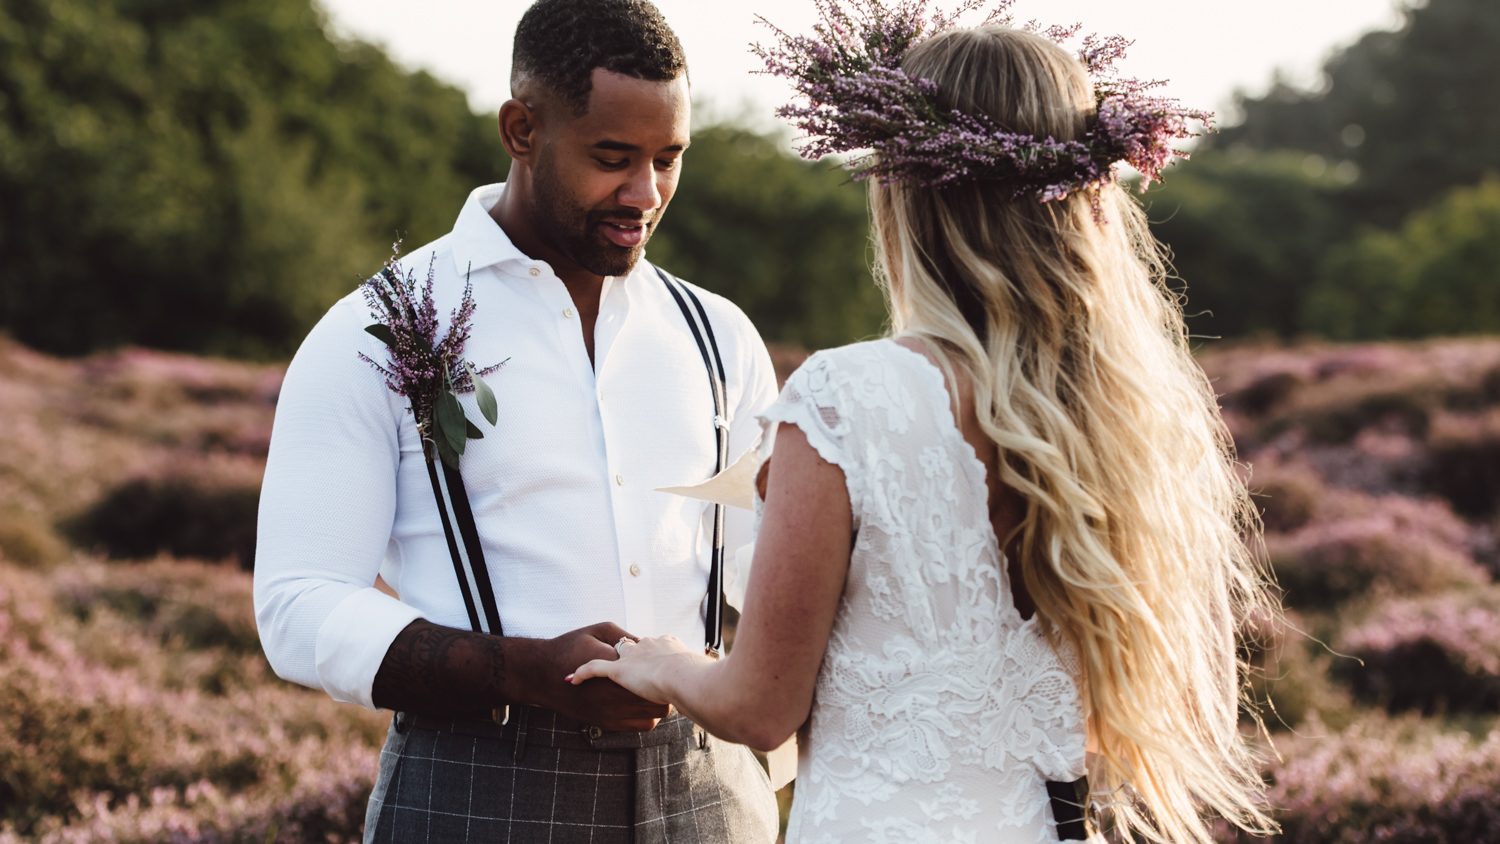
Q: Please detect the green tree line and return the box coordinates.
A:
[2,0,1496,357]
[1148,0,1500,341]
[0,0,882,357]
[0,0,509,357]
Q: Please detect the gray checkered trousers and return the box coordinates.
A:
[364,704,779,843]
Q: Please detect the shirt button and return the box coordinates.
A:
[615,474,624,486]
[629,564,641,577]
[597,390,604,402]
[528,267,540,277]
[587,726,603,740]
[564,307,575,319]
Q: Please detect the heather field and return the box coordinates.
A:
[3,335,1500,842]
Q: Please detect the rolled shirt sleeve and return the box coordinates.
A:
[253,294,426,710]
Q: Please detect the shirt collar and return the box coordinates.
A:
[448,183,544,279]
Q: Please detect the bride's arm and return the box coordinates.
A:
[569,422,852,752]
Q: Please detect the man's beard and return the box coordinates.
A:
[531,151,656,278]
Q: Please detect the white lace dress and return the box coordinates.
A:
[757,340,1088,844]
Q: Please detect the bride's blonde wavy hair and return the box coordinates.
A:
[871,25,1276,843]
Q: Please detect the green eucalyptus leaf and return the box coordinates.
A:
[365,324,398,348]
[470,363,498,425]
[435,392,468,456]
[435,434,461,470]
[465,418,484,439]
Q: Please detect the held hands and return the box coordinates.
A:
[566,633,708,705]
[531,622,670,732]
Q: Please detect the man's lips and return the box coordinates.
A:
[598,219,647,248]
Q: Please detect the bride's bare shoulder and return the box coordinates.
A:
[892,335,939,365]
[890,336,974,412]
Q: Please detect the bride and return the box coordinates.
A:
[571,8,1276,843]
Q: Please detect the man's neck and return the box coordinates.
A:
[489,184,606,366]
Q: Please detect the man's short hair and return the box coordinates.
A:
[512,0,687,116]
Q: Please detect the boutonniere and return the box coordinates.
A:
[359,243,507,468]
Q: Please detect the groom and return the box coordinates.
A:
[253,0,780,841]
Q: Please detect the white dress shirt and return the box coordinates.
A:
[254,183,778,710]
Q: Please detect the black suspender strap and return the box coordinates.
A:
[654,265,730,657]
[425,450,510,725]
[423,454,504,639]
[441,460,504,637]
[424,457,482,632]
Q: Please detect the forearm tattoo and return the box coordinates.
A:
[372,620,508,716]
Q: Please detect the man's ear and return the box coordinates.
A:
[498,98,541,163]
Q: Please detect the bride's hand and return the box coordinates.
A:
[567,634,704,705]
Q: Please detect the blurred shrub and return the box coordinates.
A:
[53,560,261,656]
[0,559,382,840]
[650,124,887,349]
[1291,387,1438,446]
[1339,588,1500,714]
[1224,370,1303,416]
[1305,180,1500,341]
[1220,713,1500,844]
[1426,409,1500,518]
[0,774,373,844]
[74,348,281,457]
[0,341,281,580]
[1250,462,1325,533]
[0,511,67,568]
[1266,494,1486,608]
[67,460,262,567]
[1245,610,1358,732]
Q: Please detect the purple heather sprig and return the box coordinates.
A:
[359,242,506,468]
[753,0,1211,206]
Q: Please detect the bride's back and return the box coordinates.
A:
[894,336,1036,619]
[761,337,1087,842]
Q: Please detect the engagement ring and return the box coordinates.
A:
[615,636,634,656]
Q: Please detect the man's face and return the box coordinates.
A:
[530,69,690,278]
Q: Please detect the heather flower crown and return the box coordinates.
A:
[754,0,1211,202]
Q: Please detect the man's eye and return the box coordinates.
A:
[656,158,679,171]
[596,158,628,169]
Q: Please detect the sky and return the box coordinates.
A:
[319,0,1406,137]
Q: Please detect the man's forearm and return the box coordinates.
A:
[371,619,527,716]
[371,619,671,729]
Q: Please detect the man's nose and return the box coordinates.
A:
[616,164,662,212]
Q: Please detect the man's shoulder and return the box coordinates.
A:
[646,263,760,347]
[390,234,460,283]
[319,233,462,327]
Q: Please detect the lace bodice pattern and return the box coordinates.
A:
[758,340,1087,843]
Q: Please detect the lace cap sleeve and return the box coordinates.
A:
[756,352,863,516]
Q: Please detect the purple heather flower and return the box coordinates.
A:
[358,243,503,445]
[754,0,1211,205]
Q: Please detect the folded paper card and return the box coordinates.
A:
[655,443,762,512]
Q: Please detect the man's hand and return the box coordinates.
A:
[371,619,669,732]
[568,633,707,706]
[520,622,671,732]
